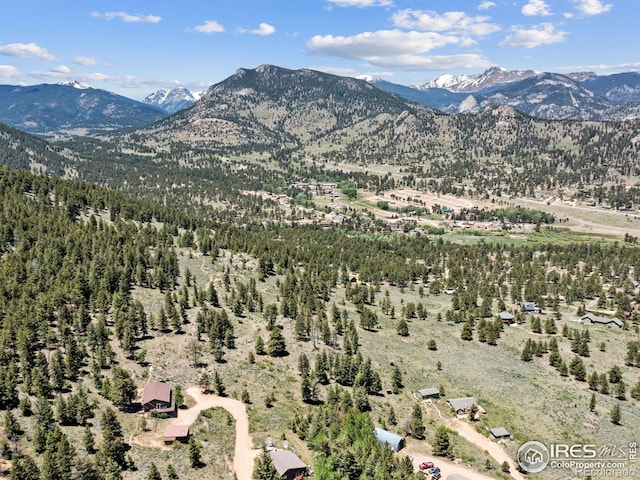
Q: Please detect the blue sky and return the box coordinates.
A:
[1,0,638,99]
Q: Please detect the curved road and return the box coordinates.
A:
[130,386,260,480]
[179,386,261,480]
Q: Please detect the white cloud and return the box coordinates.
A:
[0,65,21,78]
[194,20,225,34]
[308,30,460,57]
[73,56,99,66]
[371,53,492,70]
[557,62,640,72]
[51,65,71,74]
[91,11,161,23]
[250,23,276,36]
[326,0,393,7]
[0,43,55,60]
[307,30,490,70]
[392,9,500,36]
[80,72,109,82]
[499,23,566,48]
[571,0,612,15]
[522,0,552,16]
[478,1,496,10]
[309,66,395,80]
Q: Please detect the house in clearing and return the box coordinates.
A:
[141,381,175,414]
[520,302,540,314]
[416,388,440,400]
[163,424,189,444]
[447,397,482,416]
[374,428,405,452]
[497,311,515,324]
[579,313,622,328]
[490,427,512,442]
[268,450,307,480]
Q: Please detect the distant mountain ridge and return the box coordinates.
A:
[110,64,639,173]
[2,64,639,211]
[142,87,200,113]
[0,82,167,135]
[2,66,639,137]
[416,66,538,93]
[372,67,640,121]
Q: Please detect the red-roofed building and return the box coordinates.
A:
[141,381,174,413]
[164,424,190,444]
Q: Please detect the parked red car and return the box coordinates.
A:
[419,461,434,470]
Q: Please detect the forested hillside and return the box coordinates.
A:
[1,165,640,479]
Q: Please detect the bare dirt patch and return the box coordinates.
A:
[445,418,525,480]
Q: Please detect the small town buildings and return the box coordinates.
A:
[374,428,405,452]
[579,313,623,328]
[416,388,441,400]
[490,427,512,442]
[447,397,481,416]
[163,424,189,444]
[268,450,307,480]
[141,381,175,414]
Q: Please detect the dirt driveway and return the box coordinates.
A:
[444,418,525,480]
[404,444,497,480]
[130,386,260,480]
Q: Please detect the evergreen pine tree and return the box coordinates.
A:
[166,464,178,480]
[610,403,622,425]
[252,449,279,480]
[391,366,403,394]
[8,454,40,480]
[409,403,425,439]
[147,463,162,480]
[432,425,452,457]
[188,437,201,468]
[461,322,473,341]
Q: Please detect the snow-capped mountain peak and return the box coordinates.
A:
[417,67,538,93]
[58,80,91,89]
[143,87,198,113]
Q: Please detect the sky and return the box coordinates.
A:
[1,0,638,100]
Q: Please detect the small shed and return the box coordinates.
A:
[268,450,307,480]
[416,388,440,400]
[490,427,512,442]
[164,424,190,443]
[374,428,405,452]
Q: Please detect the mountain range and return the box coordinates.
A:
[1,64,639,218]
[416,66,538,92]
[372,68,640,121]
[0,81,167,136]
[100,64,640,175]
[0,66,639,138]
